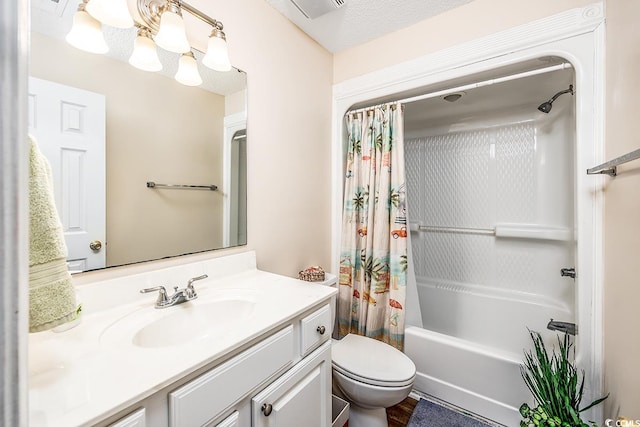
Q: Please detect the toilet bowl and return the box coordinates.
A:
[331,333,416,427]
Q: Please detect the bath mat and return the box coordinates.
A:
[406,398,492,427]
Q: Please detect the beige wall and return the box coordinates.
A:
[191,0,334,275]
[225,89,247,117]
[333,0,640,419]
[603,0,640,418]
[30,33,226,267]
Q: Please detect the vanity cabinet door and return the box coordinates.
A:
[251,341,331,427]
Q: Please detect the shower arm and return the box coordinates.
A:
[546,85,574,104]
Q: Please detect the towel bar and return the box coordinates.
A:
[146,181,218,191]
[587,148,640,177]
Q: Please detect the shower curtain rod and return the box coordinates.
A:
[346,62,573,115]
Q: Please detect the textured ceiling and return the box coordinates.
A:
[264,0,476,53]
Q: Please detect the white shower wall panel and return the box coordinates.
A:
[405,113,575,353]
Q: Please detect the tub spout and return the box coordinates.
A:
[547,319,577,336]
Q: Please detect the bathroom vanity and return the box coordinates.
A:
[28,252,336,427]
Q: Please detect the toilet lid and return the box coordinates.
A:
[332,334,416,387]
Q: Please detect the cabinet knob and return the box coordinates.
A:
[316,325,326,335]
[261,403,273,416]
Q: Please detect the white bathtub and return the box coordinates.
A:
[404,279,574,426]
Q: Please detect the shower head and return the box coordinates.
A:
[537,85,574,113]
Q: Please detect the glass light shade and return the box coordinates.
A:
[175,53,203,86]
[85,0,133,29]
[154,10,190,53]
[202,34,231,72]
[129,33,162,72]
[65,9,109,54]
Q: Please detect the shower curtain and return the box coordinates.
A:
[337,102,408,350]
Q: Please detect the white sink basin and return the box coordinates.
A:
[100,289,259,349]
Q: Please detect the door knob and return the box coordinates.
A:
[89,240,103,251]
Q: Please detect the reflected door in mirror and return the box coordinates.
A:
[28,77,106,272]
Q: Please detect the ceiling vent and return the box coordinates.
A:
[289,0,345,19]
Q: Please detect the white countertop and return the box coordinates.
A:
[28,252,336,427]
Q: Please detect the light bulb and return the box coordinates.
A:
[66,5,108,54]
[86,0,133,29]
[154,2,190,54]
[175,52,203,86]
[202,28,231,72]
[129,29,162,72]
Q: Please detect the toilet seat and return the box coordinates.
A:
[332,334,416,388]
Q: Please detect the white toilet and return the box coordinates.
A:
[331,333,416,427]
[314,274,416,427]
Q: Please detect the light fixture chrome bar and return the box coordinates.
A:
[180,1,221,29]
[137,0,222,33]
[417,225,496,236]
[347,62,573,115]
[586,148,640,177]
[146,181,218,191]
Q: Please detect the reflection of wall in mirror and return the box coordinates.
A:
[30,32,229,267]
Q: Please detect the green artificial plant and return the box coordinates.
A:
[519,330,608,427]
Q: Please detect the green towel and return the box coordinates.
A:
[28,136,78,333]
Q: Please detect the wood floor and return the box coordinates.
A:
[387,396,419,427]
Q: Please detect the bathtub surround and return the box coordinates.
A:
[332,4,605,424]
[338,103,408,350]
[28,136,77,332]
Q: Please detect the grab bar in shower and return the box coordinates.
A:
[146,181,218,191]
[417,225,496,236]
[587,147,640,177]
[414,224,573,241]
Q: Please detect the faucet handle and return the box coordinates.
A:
[185,274,207,299]
[140,286,168,305]
[187,274,208,288]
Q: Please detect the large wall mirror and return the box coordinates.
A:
[29,0,247,273]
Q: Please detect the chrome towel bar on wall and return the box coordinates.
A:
[146,181,218,191]
[587,148,640,177]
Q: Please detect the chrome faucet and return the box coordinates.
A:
[140,274,208,309]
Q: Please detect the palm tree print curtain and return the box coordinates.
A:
[338,102,408,350]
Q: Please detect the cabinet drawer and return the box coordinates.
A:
[108,407,145,427]
[300,304,331,357]
[169,326,294,426]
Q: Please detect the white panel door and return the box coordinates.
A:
[28,77,106,271]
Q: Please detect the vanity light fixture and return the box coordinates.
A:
[85,0,134,29]
[129,27,163,72]
[175,52,203,86]
[66,0,233,87]
[153,0,191,54]
[202,25,232,72]
[66,0,109,54]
